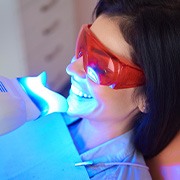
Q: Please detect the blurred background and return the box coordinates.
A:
[0,0,97,96]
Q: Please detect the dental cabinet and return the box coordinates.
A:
[0,0,76,91]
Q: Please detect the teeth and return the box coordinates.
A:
[71,84,92,98]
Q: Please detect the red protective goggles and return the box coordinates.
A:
[75,24,145,89]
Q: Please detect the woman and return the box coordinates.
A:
[65,0,180,179]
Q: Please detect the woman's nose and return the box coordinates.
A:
[66,56,86,79]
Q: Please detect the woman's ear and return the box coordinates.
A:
[137,94,148,113]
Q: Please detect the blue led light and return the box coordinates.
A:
[18,72,68,116]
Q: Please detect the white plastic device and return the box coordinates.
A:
[0,72,68,135]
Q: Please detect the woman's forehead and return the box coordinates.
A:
[90,15,133,60]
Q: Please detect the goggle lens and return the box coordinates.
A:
[75,24,145,89]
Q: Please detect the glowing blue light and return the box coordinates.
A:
[18,72,68,116]
[87,67,100,84]
[161,165,180,180]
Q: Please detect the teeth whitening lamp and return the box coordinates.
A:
[0,72,68,135]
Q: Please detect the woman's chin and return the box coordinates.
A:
[66,92,98,117]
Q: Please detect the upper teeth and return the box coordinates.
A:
[71,85,92,98]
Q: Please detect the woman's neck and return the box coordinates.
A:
[69,118,132,154]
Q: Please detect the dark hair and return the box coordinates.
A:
[94,0,180,159]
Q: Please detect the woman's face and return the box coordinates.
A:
[66,15,141,123]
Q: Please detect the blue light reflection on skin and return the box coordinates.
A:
[161,165,180,180]
[17,72,68,116]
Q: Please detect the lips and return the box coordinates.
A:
[70,84,92,99]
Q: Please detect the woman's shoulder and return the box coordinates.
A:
[88,143,152,179]
[146,132,180,180]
